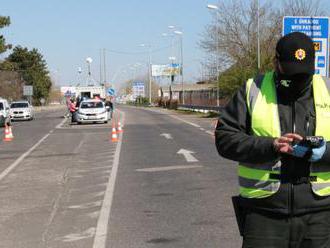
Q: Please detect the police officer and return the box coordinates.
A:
[215,32,330,247]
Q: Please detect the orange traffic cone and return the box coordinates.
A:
[3,124,13,142]
[111,126,118,142]
[117,122,123,133]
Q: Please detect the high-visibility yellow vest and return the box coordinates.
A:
[240,71,330,198]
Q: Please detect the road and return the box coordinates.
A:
[0,105,241,248]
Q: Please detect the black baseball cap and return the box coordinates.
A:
[276,32,315,75]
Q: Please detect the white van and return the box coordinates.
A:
[0,98,11,127]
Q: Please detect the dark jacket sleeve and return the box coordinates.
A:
[215,83,279,164]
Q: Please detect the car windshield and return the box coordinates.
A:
[0,103,3,110]
[80,101,104,109]
[11,103,29,108]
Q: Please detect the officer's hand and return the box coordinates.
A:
[273,133,303,154]
[309,139,327,162]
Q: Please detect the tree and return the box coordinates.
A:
[200,0,325,97]
[0,16,11,54]
[6,46,52,105]
[282,0,324,16]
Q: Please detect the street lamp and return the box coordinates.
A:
[140,44,152,104]
[174,30,184,104]
[86,57,93,86]
[207,4,220,107]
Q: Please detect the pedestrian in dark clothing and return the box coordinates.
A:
[215,32,330,247]
[105,98,113,119]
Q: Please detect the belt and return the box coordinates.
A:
[269,173,317,184]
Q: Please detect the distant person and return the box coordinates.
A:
[75,95,81,108]
[64,96,71,118]
[105,97,113,119]
[69,98,78,123]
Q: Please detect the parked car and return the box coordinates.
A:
[0,98,11,127]
[76,99,108,124]
[10,101,34,121]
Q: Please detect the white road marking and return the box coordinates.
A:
[67,201,102,210]
[86,211,100,219]
[145,107,216,137]
[62,227,95,242]
[74,138,85,154]
[169,115,201,128]
[92,110,125,248]
[56,118,67,129]
[160,133,173,139]
[206,130,214,136]
[0,132,51,182]
[136,165,203,172]
[177,149,199,162]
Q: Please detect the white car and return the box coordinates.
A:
[0,98,11,127]
[10,101,34,121]
[76,99,108,124]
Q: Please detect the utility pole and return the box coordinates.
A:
[103,48,107,85]
[148,46,152,104]
[99,49,103,84]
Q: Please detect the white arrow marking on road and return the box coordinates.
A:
[177,149,198,162]
[160,133,173,139]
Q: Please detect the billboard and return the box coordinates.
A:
[132,81,145,99]
[283,16,329,77]
[152,64,181,77]
[60,86,76,97]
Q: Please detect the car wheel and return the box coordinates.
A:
[104,121,108,124]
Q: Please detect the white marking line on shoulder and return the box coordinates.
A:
[0,132,51,182]
[136,165,203,172]
[56,118,67,129]
[92,110,125,248]
[169,114,201,128]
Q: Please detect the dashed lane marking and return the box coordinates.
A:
[62,227,96,242]
[206,131,214,136]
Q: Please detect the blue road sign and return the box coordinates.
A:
[108,88,115,96]
[283,16,330,77]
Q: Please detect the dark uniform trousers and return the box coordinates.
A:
[242,210,330,248]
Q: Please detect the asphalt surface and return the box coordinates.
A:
[0,105,241,248]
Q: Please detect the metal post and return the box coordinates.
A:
[179,34,184,104]
[216,12,220,107]
[257,0,260,70]
[148,46,152,104]
[99,49,103,84]
[103,48,107,85]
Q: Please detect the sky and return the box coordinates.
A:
[2,0,330,90]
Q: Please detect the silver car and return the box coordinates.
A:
[76,99,108,124]
[10,101,34,121]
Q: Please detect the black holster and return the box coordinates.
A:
[231,196,246,236]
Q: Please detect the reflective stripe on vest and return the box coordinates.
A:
[310,74,330,196]
[240,72,330,198]
[240,71,281,198]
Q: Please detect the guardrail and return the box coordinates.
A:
[177,104,222,113]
